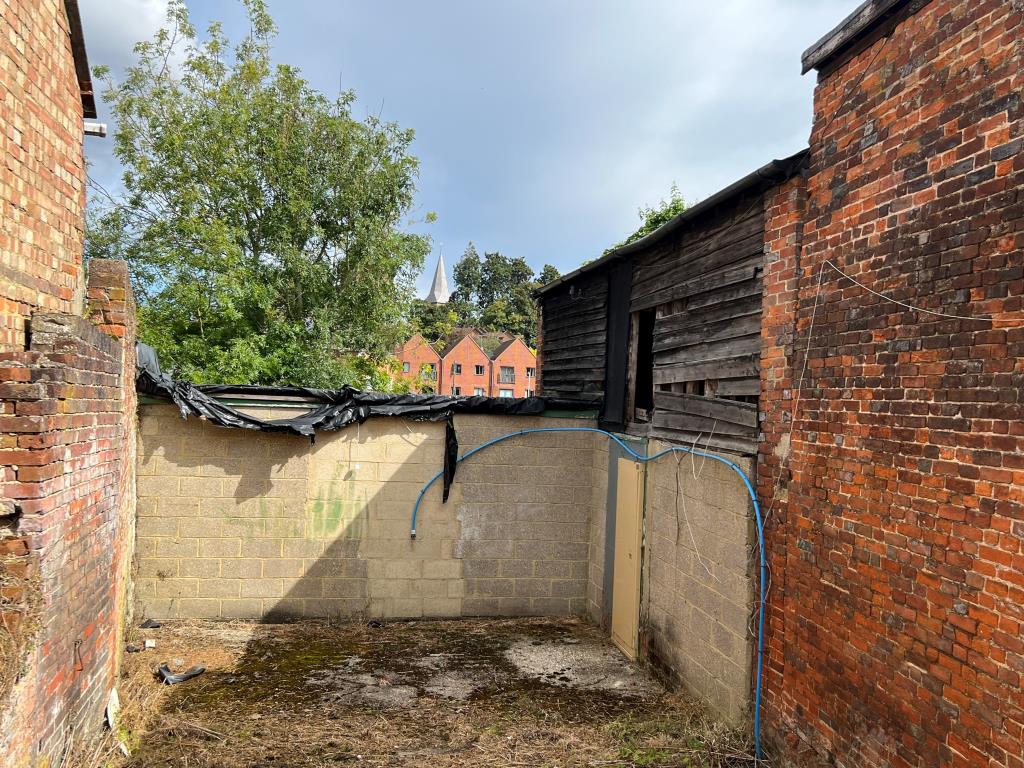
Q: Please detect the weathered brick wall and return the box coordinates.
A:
[759,173,806,747]
[0,0,88,352]
[643,442,755,725]
[0,262,137,766]
[762,1,1024,765]
[135,409,598,620]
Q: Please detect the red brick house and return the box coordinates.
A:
[490,337,537,398]
[439,331,492,396]
[394,329,537,397]
[394,333,441,391]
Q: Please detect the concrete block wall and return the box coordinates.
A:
[642,441,755,725]
[587,438,609,625]
[135,408,600,621]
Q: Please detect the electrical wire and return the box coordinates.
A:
[823,260,1024,327]
[408,426,768,761]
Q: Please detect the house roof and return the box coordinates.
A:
[491,337,529,360]
[536,149,808,296]
[801,0,918,74]
[63,0,97,119]
[439,328,487,358]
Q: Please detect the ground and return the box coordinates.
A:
[95,618,756,767]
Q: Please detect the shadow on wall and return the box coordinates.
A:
[134,405,602,624]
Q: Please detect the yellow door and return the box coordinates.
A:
[611,458,644,659]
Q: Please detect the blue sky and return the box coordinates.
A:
[80,0,853,296]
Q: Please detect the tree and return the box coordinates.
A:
[610,183,687,251]
[448,246,558,347]
[86,0,431,389]
[409,300,458,349]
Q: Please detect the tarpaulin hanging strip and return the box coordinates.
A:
[136,343,598,502]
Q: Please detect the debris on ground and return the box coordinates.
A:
[157,663,206,685]
[139,619,162,629]
[106,617,756,767]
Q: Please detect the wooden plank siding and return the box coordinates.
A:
[538,268,609,400]
[633,192,765,454]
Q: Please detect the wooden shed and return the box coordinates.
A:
[537,151,807,454]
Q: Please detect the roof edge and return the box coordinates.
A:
[801,0,919,75]
[537,149,809,296]
[63,0,97,119]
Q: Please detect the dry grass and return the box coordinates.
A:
[0,564,42,707]
[80,618,761,768]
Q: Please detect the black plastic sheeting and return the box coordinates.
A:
[136,344,599,502]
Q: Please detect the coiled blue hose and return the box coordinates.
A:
[408,426,767,759]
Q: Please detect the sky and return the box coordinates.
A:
[80,0,853,296]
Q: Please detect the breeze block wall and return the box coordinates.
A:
[762,1,1024,766]
[642,442,755,726]
[0,0,89,352]
[0,261,138,767]
[134,409,598,621]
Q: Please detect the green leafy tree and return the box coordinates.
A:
[610,183,687,251]
[449,242,483,327]
[409,299,458,348]
[448,246,558,347]
[86,0,430,388]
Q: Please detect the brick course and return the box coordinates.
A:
[0,262,137,766]
[760,1,1024,765]
[0,0,89,352]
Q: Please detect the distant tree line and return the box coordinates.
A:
[410,244,559,349]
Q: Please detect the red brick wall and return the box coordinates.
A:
[760,1,1024,766]
[0,262,137,766]
[0,0,89,352]
[441,336,491,396]
[491,339,537,398]
[394,335,441,393]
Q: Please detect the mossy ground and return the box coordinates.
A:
[96,618,758,768]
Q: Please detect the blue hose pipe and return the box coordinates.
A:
[408,426,768,760]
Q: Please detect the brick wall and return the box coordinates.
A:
[491,339,538,398]
[643,443,755,725]
[761,1,1024,765]
[135,409,598,620]
[440,335,491,396]
[0,261,137,766]
[394,334,440,393]
[0,0,89,352]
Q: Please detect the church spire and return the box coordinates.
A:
[425,249,450,303]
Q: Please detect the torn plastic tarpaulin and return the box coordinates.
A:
[136,343,599,502]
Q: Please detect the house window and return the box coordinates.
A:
[526,367,535,379]
[525,389,534,397]
[402,361,410,373]
[452,363,462,375]
[499,389,514,398]
[475,364,485,375]
[473,387,485,396]
[425,363,437,380]
[452,386,461,396]
[499,366,515,384]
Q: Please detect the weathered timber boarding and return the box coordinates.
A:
[628,192,765,452]
[537,153,805,455]
[537,267,609,401]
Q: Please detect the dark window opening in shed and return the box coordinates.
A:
[632,309,655,418]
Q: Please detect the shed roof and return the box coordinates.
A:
[536,149,808,296]
[801,0,919,74]
[64,0,97,119]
